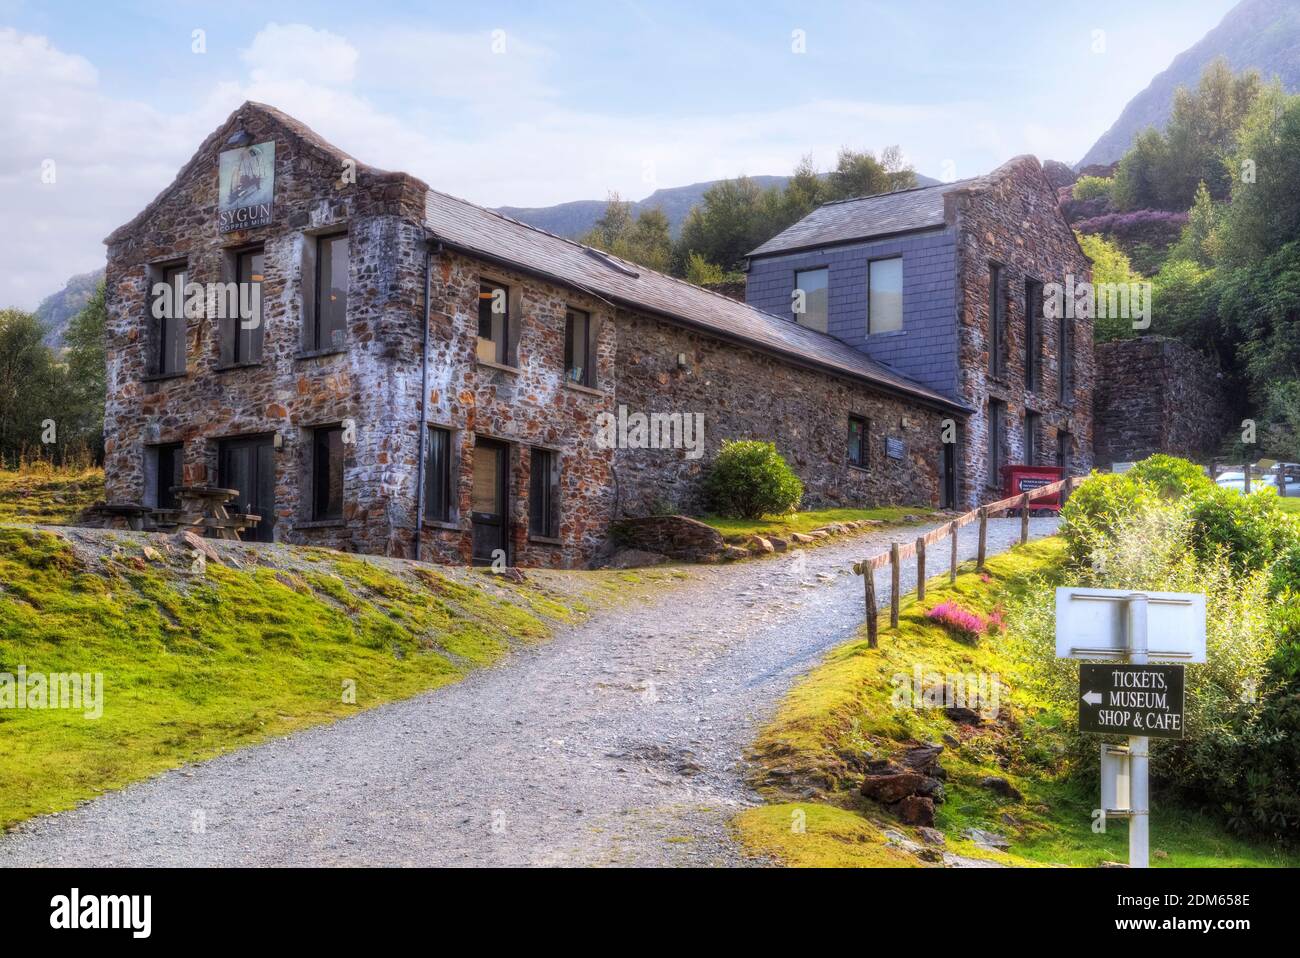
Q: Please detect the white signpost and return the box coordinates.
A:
[1055,587,1207,868]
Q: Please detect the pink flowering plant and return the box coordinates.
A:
[925,600,1003,642]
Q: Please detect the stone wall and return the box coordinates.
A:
[1093,336,1235,467]
[950,156,1095,505]
[612,310,951,517]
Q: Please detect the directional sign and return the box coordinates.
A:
[1079,664,1186,739]
[1055,587,1206,662]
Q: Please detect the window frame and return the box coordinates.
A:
[148,441,184,510]
[230,244,266,365]
[1059,314,1073,403]
[150,261,188,377]
[987,399,1004,487]
[847,414,869,470]
[306,231,349,354]
[1056,430,1071,470]
[988,263,1006,378]
[792,266,829,333]
[477,280,513,366]
[564,307,595,387]
[1024,278,1043,392]
[424,425,454,524]
[528,446,561,541]
[310,424,345,522]
[1024,411,1040,466]
[866,256,904,335]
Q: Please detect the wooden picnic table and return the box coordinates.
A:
[170,485,260,541]
[91,502,152,531]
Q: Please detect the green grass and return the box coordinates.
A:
[0,525,582,829]
[700,505,933,540]
[1276,497,1300,515]
[737,537,1298,868]
[0,465,103,525]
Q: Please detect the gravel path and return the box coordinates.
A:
[0,516,1058,867]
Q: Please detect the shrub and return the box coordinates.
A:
[1186,486,1298,573]
[1126,454,1215,498]
[1270,543,1300,598]
[1059,471,1160,566]
[703,440,803,519]
[1071,175,1113,203]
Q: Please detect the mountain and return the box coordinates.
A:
[1079,0,1300,168]
[35,268,103,349]
[498,172,941,239]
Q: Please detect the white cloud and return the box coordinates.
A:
[0,20,1063,311]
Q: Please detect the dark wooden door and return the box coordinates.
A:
[471,438,509,565]
[941,441,957,510]
[218,435,276,542]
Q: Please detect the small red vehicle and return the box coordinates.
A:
[1000,464,1065,514]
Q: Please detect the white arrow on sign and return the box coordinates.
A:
[1082,690,1103,706]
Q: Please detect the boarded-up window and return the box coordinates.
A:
[989,264,1005,376]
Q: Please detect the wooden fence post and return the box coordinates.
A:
[864,565,878,649]
[916,537,926,601]
[890,543,901,629]
[1020,492,1031,544]
[950,521,958,583]
[977,508,988,571]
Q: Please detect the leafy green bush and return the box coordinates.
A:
[1187,486,1298,573]
[703,440,803,520]
[1059,472,1160,566]
[1127,454,1215,498]
[1270,544,1300,598]
[1071,175,1113,202]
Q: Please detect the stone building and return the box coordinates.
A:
[746,158,1094,507]
[103,103,972,567]
[1093,336,1236,467]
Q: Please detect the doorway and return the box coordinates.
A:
[471,437,509,565]
[941,440,958,509]
[217,435,276,542]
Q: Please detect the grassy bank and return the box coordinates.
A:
[735,537,1298,867]
[0,524,613,829]
[700,505,933,540]
[0,465,103,526]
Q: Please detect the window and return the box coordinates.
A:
[424,426,453,523]
[226,246,265,364]
[1059,314,1073,403]
[1056,430,1071,470]
[478,281,511,364]
[152,263,188,376]
[311,426,345,520]
[868,258,903,334]
[987,399,1004,486]
[306,233,348,352]
[1024,279,1043,392]
[1025,412,1040,465]
[847,415,868,469]
[793,268,828,333]
[529,447,560,539]
[564,308,594,387]
[150,442,183,509]
[989,264,1005,377]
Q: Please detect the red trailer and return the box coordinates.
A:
[1001,464,1065,514]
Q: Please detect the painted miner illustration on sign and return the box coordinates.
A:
[218,140,275,232]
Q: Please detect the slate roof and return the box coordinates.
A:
[748,179,976,258]
[424,190,968,413]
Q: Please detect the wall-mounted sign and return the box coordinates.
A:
[218,141,275,233]
[886,437,905,460]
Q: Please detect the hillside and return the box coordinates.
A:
[34,268,102,349]
[499,172,940,239]
[1079,0,1300,167]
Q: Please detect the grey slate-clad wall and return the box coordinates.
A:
[744,227,959,399]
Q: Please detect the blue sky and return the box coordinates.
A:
[0,0,1239,308]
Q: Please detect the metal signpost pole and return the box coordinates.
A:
[1127,593,1150,868]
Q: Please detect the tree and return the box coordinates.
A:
[62,281,108,458]
[1076,232,1146,342]
[0,309,62,466]
[675,176,773,274]
[581,193,674,274]
[1220,86,1300,266]
[824,145,916,201]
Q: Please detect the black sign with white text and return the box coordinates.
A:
[1078,663,1186,739]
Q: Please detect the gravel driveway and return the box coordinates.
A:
[0,516,1057,867]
